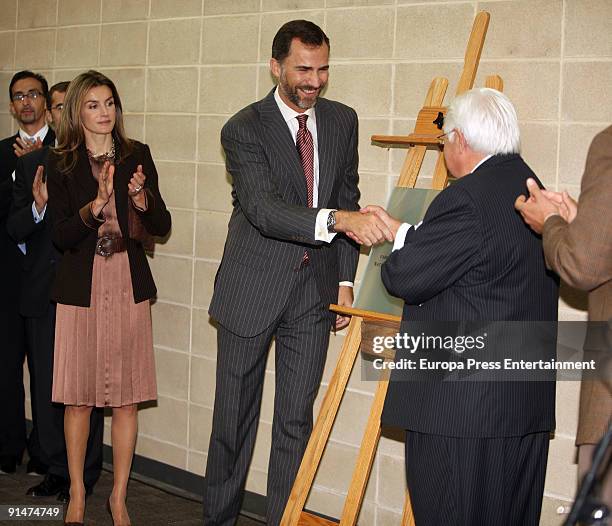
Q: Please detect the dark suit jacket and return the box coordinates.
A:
[0,130,56,186]
[0,130,55,313]
[46,141,171,307]
[6,147,59,317]
[0,133,21,185]
[0,133,26,217]
[209,90,360,337]
[0,172,12,221]
[381,154,559,438]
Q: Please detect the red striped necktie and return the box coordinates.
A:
[296,114,314,207]
[296,114,314,265]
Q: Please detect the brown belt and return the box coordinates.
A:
[95,235,127,257]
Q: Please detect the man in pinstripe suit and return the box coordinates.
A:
[203,20,393,526]
[367,89,559,525]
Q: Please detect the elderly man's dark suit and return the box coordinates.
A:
[0,130,54,469]
[381,154,559,526]
[6,147,103,489]
[204,90,360,526]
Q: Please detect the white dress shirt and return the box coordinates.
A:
[18,123,49,145]
[274,88,353,287]
[273,88,336,244]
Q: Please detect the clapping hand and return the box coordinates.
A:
[540,189,578,224]
[92,161,115,217]
[14,137,43,157]
[515,178,577,234]
[128,164,147,210]
[32,165,47,215]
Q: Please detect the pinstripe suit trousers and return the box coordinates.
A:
[203,265,331,526]
[405,430,550,526]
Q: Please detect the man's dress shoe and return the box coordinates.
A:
[26,457,48,476]
[0,456,18,474]
[27,473,68,497]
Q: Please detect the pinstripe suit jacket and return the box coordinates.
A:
[381,154,559,438]
[209,90,360,337]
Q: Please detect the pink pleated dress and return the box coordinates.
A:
[52,159,157,407]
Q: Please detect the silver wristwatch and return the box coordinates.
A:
[327,210,337,233]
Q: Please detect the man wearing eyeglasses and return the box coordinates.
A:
[366,88,559,526]
[6,80,104,502]
[0,71,56,477]
[2,71,54,162]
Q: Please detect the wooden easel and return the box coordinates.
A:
[281,12,503,525]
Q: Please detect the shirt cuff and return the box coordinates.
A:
[392,221,423,251]
[339,281,354,288]
[392,223,412,251]
[131,190,149,212]
[31,201,46,222]
[79,202,106,230]
[315,208,337,243]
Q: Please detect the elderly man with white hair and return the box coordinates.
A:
[369,88,559,526]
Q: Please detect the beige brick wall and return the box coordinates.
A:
[3,1,610,524]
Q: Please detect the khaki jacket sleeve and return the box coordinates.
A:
[542,128,612,291]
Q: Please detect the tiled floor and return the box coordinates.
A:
[0,465,264,525]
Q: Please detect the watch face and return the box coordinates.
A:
[327,211,336,232]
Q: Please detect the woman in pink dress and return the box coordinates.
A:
[46,70,171,525]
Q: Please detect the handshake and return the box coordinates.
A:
[334,205,401,246]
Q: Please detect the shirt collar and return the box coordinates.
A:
[18,123,49,143]
[470,154,494,174]
[274,87,315,125]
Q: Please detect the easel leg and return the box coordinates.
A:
[401,490,416,526]
[339,378,389,525]
[399,145,427,188]
[431,152,448,190]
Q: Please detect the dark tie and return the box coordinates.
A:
[296,114,314,207]
[296,114,314,265]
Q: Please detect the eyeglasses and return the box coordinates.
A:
[437,130,455,145]
[12,90,43,103]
